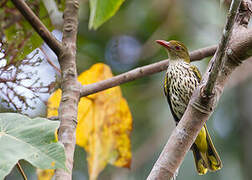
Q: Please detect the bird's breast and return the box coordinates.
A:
[166,62,198,119]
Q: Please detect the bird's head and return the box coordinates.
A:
[156,40,190,63]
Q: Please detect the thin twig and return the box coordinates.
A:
[80,45,217,97]
[11,0,62,56]
[16,162,27,180]
[39,47,61,75]
[203,0,242,96]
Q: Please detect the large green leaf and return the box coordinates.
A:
[0,113,66,179]
[89,0,125,30]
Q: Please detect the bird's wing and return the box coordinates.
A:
[164,72,169,96]
[190,65,202,82]
[164,73,180,124]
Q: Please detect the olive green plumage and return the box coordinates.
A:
[156,40,222,175]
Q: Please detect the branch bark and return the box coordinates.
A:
[55,0,80,179]
[147,0,251,179]
[203,0,241,96]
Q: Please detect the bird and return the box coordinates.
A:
[156,40,222,175]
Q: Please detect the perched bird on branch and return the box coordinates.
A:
[156,40,222,175]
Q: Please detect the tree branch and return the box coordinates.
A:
[203,0,242,96]
[11,0,62,56]
[80,45,217,97]
[189,45,217,61]
[147,0,251,179]
[55,0,80,179]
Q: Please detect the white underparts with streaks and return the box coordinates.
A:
[166,60,199,121]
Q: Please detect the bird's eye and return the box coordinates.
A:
[175,46,181,50]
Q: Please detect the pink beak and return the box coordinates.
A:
[156,40,171,49]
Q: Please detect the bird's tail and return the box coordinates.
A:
[192,124,222,175]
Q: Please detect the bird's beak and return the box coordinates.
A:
[156,40,171,49]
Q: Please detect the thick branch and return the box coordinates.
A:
[11,0,62,56]
[203,0,242,96]
[80,45,217,97]
[55,0,80,180]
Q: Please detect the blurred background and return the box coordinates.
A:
[4,0,252,179]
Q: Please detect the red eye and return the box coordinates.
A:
[175,46,180,50]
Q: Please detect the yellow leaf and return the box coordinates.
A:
[47,63,132,180]
[37,169,54,180]
[47,89,61,118]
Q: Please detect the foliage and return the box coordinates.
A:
[47,63,132,180]
[0,113,66,180]
[0,0,54,63]
[89,0,125,30]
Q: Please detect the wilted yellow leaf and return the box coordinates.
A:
[37,169,54,180]
[47,63,132,180]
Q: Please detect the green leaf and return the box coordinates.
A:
[89,0,125,30]
[0,113,66,179]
